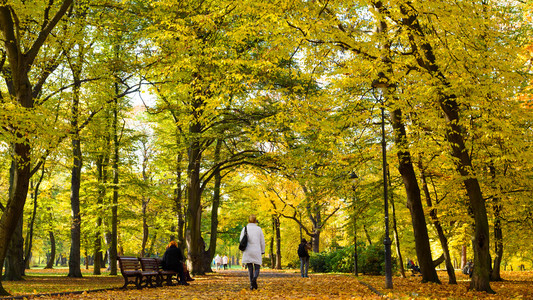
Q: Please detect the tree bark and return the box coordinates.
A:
[399,3,493,292]
[25,167,45,270]
[186,120,204,274]
[0,1,73,294]
[68,70,83,278]
[420,164,456,284]
[206,139,223,272]
[45,231,56,269]
[490,166,503,281]
[4,219,24,281]
[390,108,440,283]
[274,216,282,269]
[174,145,185,248]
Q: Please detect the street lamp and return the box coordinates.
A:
[380,102,393,289]
[350,172,358,276]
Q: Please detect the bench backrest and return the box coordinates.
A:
[118,256,142,272]
[140,257,159,272]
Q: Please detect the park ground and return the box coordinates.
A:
[0,268,532,299]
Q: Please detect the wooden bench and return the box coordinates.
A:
[117,256,158,289]
[139,257,177,286]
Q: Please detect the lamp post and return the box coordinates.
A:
[350,172,358,276]
[381,103,393,289]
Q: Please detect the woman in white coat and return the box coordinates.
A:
[240,214,265,290]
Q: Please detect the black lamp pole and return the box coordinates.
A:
[381,104,393,289]
[350,172,358,276]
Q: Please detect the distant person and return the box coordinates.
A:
[162,241,189,286]
[222,255,229,270]
[298,238,312,278]
[407,258,421,275]
[463,261,474,278]
[214,254,222,270]
[240,214,265,290]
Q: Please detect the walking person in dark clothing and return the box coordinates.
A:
[162,240,190,286]
[298,238,312,278]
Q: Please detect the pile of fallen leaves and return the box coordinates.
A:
[1,268,531,299]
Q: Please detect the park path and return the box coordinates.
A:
[31,269,381,299]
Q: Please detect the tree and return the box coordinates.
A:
[0,0,73,295]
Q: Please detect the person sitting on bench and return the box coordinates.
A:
[162,240,190,286]
[407,259,421,274]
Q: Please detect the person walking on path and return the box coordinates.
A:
[162,241,190,286]
[222,255,229,270]
[240,214,265,290]
[298,238,312,278]
[214,254,222,270]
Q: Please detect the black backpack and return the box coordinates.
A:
[297,243,307,257]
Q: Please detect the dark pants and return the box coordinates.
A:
[168,262,187,283]
[300,256,309,277]
[246,263,260,288]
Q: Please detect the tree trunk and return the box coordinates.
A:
[390,108,440,283]
[0,1,73,294]
[25,167,44,270]
[45,231,56,269]
[490,167,503,281]
[68,135,83,278]
[186,135,204,274]
[109,84,120,276]
[206,139,223,272]
[363,225,373,245]
[93,156,105,275]
[174,146,185,248]
[399,3,493,292]
[4,219,24,281]
[274,216,282,269]
[4,161,25,281]
[68,74,83,278]
[461,245,467,270]
[141,197,149,258]
[186,87,206,275]
[420,164,456,284]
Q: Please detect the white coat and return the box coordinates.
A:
[240,222,265,265]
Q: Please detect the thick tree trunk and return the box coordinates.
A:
[390,108,440,283]
[68,136,83,278]
[4,219,24,281]
[186,85,206,274]
[45,231,56,269]
[186,136,204,274]
[0,142,31,295]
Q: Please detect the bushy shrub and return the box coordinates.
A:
[358,243,386,275]
[308,243,394,275]
[309,251,330,273]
